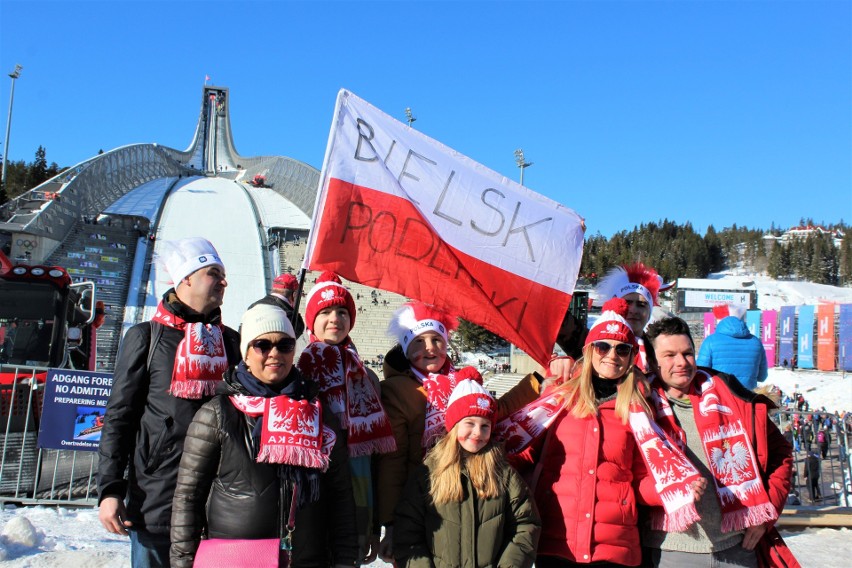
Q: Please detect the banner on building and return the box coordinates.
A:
[797,305,815,369]
[761,310,777,368]
[816,303,835,371]
[745,310,761,337]
[703,311,716,339]
[303,90,586,366]
[684,290,751,310]
[839,304,852,372]
[778,306,795,369]
[37,369,113,451]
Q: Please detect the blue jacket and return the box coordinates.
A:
[697,316,768,390]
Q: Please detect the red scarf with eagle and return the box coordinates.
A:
[230,394,335,470]
[495,383,705,532]
[411,363,483,448]
[298,337,396,457]
[151,302,228,399]
[649,370,778,533]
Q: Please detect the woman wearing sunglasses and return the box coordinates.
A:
[508,298,669,567]
[170,304,358,568]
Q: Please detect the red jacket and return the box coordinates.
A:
[513,397,662,566]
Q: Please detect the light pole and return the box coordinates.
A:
[514,148,532,186]
[405,107,416,128]
[1,64,23,187]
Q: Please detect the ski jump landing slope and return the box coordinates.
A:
[143,176,266,330]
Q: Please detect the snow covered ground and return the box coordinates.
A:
[0,505,848,566]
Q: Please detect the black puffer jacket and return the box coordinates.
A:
[97,291,241,535]
[170,366,358,568]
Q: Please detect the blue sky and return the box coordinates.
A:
[0,0,849,237]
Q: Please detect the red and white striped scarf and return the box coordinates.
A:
[230,394,335,470]
[412,363,482,448]
[298,338,396,457]
[495,384,704,532]
[649,371,778,533]
[151,302,228,399]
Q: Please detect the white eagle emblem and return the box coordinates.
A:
[476,396,491,409]
[710,440,751,484]
[606,323,620,334]
[321,289,335,301]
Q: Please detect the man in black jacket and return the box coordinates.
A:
[97,237,241,567]
[247,272,305,338]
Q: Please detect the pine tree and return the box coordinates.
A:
[28,146,48,188]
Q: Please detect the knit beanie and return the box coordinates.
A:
[272,273,298,294]
[159,237,224,288]
[445,379,496,431]
[304,271,356,332]
[585,298,636,347]
[240,304,295,358]
[387,302,458,355]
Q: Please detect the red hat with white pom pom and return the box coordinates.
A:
[305,272,356,332]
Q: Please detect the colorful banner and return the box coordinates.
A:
[304,90,586,366]
[761,310,777,368]
[746,310,761,337]
[703,311,716,339]
[817,304,835,371]
[797,305,815,369]
[840,304,852,372]
[37,369,113,451]
[778,306,795,369]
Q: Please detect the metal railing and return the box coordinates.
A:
[0,364,99,506]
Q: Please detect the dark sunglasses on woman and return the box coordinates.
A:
[590,341,633,358]
[249,338,297,355]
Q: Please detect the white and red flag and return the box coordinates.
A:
[303,90,585,366]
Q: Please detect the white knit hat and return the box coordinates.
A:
[159,237,224,288]
[239,304,295,358]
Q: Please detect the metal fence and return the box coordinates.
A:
[1,363,849,511]
[0,364,99,506]
[773,409,851,507]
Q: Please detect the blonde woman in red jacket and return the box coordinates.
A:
[510,299,706,567]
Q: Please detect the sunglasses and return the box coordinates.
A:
[590,341,633,358]
[249,338,296,355]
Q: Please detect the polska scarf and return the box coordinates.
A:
[649,370,778,533]
[229,363,336,506]
[298,337,396,457]
[495,383,704,532]
[230,394,334,470]
[152,301,228,399]
[412,363,482,448]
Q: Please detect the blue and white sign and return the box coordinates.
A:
[37,369,114,452]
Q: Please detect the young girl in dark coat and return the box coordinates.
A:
[394,379,540,568]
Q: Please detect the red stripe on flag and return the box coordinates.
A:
[308,178,571,365]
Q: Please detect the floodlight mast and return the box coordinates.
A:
[514,148,532,186]
[1,64,23,187]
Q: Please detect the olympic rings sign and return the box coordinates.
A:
[15,238,38,250]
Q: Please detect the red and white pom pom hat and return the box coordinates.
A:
[585,297,637,347]
[304,271,356,332]
[387,302,458,353]
[444,379,496,430]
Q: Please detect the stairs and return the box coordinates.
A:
[46,220,141,371]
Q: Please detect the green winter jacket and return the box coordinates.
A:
[393,461,540,568]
